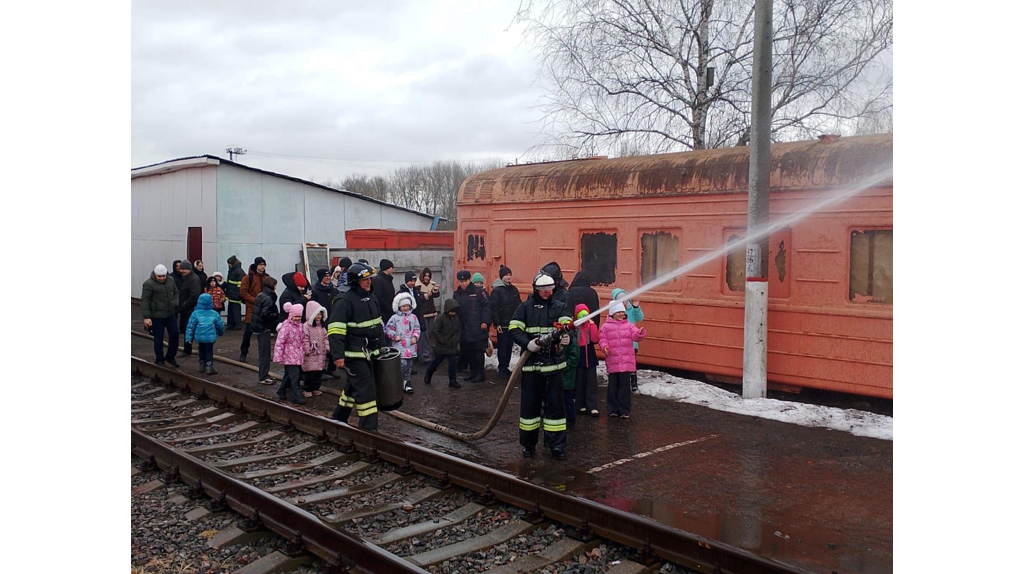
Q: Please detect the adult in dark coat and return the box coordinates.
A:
[311,269,337,309]
[568,270,601,327]
[171,260,184,288]
[192,259,209,291]
[454,269,491,383]
[397,271,427,315]
[225,256,245,330]
[176,261,203,357]
[541,261,574,309]
[239,257,267,362]
[372,259,397,324]
[279,271,310,322]
[490,265,522,377]
[141,263,180,367]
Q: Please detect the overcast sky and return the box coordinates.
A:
[132,1,546,180]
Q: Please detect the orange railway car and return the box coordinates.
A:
[455,133,893,399]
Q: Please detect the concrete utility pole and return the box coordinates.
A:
[742,0,772,399]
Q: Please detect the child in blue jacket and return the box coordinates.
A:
[186,293,225,375]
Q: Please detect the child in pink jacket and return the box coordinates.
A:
[599,301,647,418]
[301,300,329,398]
[274,302,308,405]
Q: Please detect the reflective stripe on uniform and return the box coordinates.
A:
[347,317,383,328]
[338,391,355,407]
[519,417,541,431]
[558,316,572,325]
[343,349,381,358]
[328,322,348,336]
[225,298,241,304]
[356,401,377,416]
[522,361,567,373]
[525,326,556,334]
[227,280,242,285]
[543,418,567,432]
[508,320,526,331]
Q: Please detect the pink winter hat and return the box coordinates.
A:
[284,302,304,319]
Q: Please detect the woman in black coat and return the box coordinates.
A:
[454,270,491,383]
[568,270,601,327]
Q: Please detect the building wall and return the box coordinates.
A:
[214,164,433,283]
[131,166,217,297]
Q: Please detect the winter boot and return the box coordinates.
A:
[198,359,207,373]
[448,379,462,389]
[206,361,218,375]
[403,381,414,394]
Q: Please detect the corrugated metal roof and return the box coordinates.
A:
[131,154,445,221]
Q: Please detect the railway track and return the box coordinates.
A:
[131,357,808,574]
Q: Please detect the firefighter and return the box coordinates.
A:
[509,271,573,460]
[328,262,385,431]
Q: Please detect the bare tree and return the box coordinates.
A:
[517,0,893,155]
[321,174,391,202]
[321,160,505,230]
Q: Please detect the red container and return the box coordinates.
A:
[345,229,454,250]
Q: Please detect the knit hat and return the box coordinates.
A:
[154,264,168,275]
[293,273,307,288]
[227,255,239,266]
[207,275,218,285]
[316,269,330,282]
[405,271,417,283]
[213,271,223,280]
[357,259,369,265]
[575,303,590,320]
[457,270,471,281]
[379,259,394,271]
[499,265,511,279]
[471,272,485,284]
[254,256,267,266]
[179,261,192,271]
[284,302,304,319]
[337,257,352,269]
[609,301,626,316]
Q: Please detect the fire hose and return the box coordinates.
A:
[387,322,573,442]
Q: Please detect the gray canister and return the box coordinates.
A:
[373,347,405,411]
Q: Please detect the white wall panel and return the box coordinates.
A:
[345,196,383,231]
[216,165,263,243]
[304,187,347,246]
[261,175,305,245]
[131,166,217,296]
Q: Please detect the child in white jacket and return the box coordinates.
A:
[385,292,421,394]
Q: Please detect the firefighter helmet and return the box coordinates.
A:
[346,262,374,286]
[532,271,556,291]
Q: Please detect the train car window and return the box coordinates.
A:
[640,232,680,285]
[849,229,892,304]
[466,233,486,262]
[723,229,791,297]
[581,232,617,285]
[725,234,745,292]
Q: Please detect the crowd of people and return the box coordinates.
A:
[140,255,646,461]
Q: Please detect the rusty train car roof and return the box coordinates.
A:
[459,133,892,204]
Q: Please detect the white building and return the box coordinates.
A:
[131,155,439,297]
